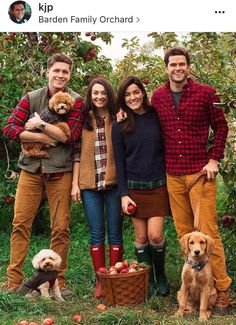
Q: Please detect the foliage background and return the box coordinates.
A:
[0,32,235,324]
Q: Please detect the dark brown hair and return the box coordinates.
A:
[116,76,151,133]
[10,1,26,11]
[84,78,116,130]
[47,53,73,70]
[164,47,190,67]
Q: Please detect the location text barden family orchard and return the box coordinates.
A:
[38,16,138,24]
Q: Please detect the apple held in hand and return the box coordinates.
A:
[127,204,136,214]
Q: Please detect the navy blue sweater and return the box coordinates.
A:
[112,110,166,196]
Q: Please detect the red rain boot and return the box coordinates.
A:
[90,244,106,298]
[109,245,123,267]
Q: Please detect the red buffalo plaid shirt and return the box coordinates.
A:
[3,88,85,179]
[151,78,228,175]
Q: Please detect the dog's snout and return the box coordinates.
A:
[194,250,200,256]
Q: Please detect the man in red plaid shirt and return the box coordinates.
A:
[151,47,231,315]
[2,53,84,297]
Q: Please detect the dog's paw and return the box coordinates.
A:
[175,309,184,317]
[55,296,65,303]
[199,316,208,322]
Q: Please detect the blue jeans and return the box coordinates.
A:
[81,187,123,246]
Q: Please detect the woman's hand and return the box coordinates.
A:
[116,109,127,123]
[71,183,81,203]
[121,195,136,215]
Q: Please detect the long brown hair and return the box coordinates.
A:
[84,78,116,130]
[116,76,151,133]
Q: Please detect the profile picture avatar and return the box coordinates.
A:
[9,1,31,24]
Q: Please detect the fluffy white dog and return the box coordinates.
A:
[18,249,64,302]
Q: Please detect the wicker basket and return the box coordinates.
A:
[97,267,149,306]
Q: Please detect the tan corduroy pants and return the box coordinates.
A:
[7,170,72,286]
[167,172,232,291]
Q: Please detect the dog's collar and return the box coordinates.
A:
[185,257,208,271]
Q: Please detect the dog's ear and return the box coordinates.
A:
[48,97,54,110]
[54,252,62,268]
[69,97,75,108]
[32,252,40,269]
[179,233,191,257]
[205,235,215,257]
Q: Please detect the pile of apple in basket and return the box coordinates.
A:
[97,259,147,275]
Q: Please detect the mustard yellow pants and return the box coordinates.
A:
[167,173,231,291]
[7,170,72,286]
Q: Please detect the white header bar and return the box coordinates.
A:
[1,0,235,32]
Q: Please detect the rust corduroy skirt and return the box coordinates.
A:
[128,186,171,218]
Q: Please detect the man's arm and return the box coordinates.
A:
[24,112,68,143]
[3,94,58,145]
[3,94,30,142]
[203,88,228,179]
[207,88,228,161]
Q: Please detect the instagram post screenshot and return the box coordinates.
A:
[0,1,235,324]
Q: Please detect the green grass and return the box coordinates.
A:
[0,205,235,324]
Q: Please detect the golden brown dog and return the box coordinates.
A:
[176,231,217,322]
[22,91,75,158]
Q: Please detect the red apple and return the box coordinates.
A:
[122,259,129,268]
[128,267,137,273]
[18,321,29,325]
[85,32,91,36]
[4,196,15,204]
[127,204,136,214]
[97,267,108,274]
[29,322,39,325]
[142,78,150,85]
[91,35,96,41]
[96,303,106,311]
[120,268,128,273]
[73,314,82,323]
[43,318,54,325]
[130,260,138,269]
[114,262,123,271]
[108,266,117,274]
[222,215,235,228]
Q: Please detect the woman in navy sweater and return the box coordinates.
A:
[112,76,170,297]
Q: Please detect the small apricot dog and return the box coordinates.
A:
[18,249,64,302]
[22,91,75,158]
[176,231,217,322]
